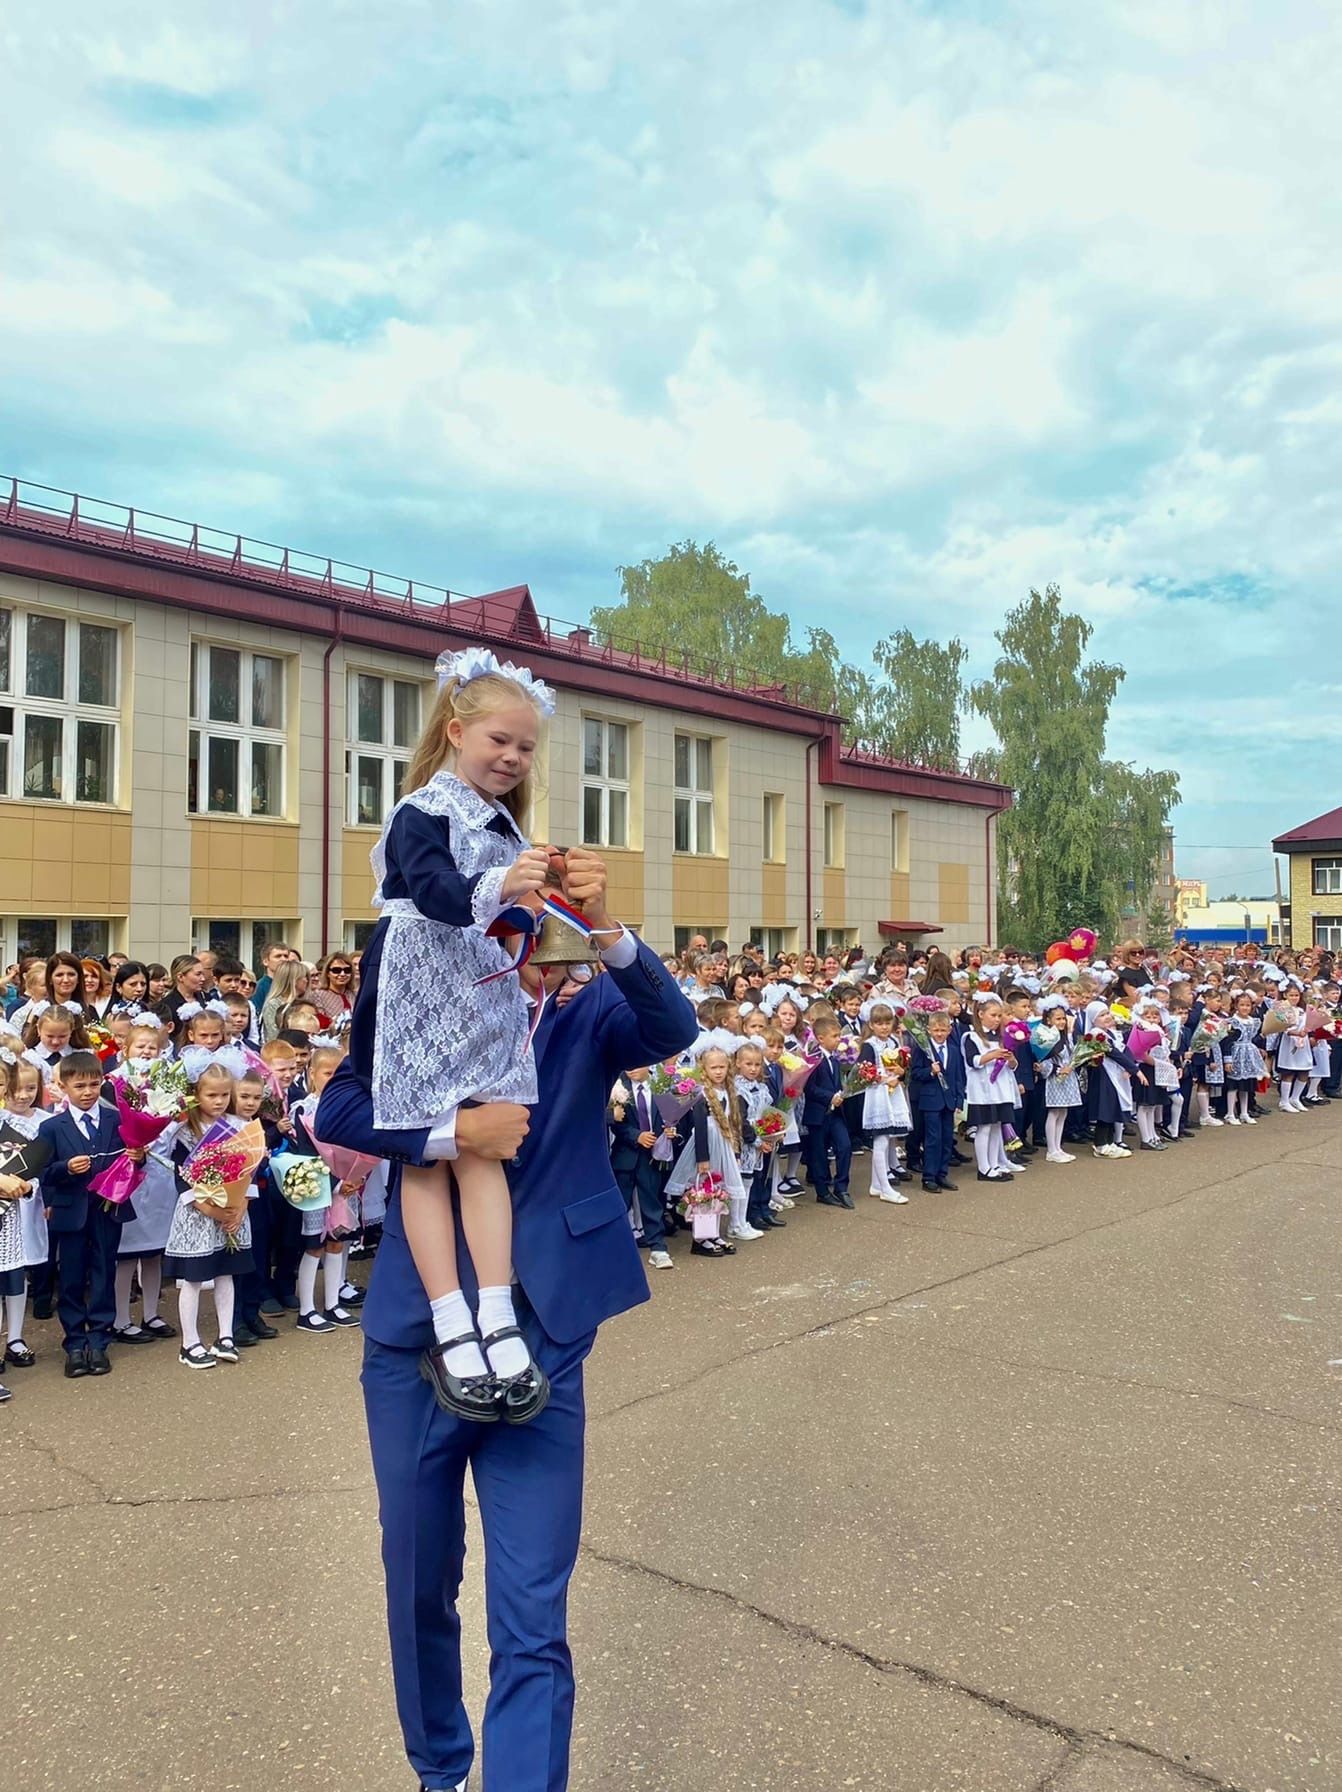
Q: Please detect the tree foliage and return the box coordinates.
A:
[1144,900,1174,952]
[970,585,1179,946]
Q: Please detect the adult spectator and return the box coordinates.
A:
[260,960,309,1041]
[1111,939,1151,1005]
[156,954,208,1028]
[253,941,298,1013]
[685,951,725,1008]
[109,960,150,1013]
[81,958,115,1021]
[311,952,357,1025]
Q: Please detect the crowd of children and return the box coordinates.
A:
[1,928,1336,1403]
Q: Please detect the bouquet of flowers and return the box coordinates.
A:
[85,1023,119,1068]
[1030,1023,1061,1060]
[647,1061,702,1162]
[270,1151,332,1212]
[841,1056,880,1097]
[90,1066,190,1213]
[307,1097,380,1235]
[185,1118,266,1246]
[776,1050,820,1102]
[1125,1023,1166,1063]
[831,1033,860,1068]
[753,1106,788,1145]
[877,1044,912,1077]
[902,994,949,1054]
[1303,1005,1334,1039]
[608,1078,632,1117]
[677,1169,726,1240]
[1187,1015,1231,1055]
[1070,1030,1112,1073]
[1262,1002,1297,1038]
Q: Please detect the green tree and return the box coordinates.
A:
[1144,900,1174,952]
[970,585,1179,945]
[867,630,967,770]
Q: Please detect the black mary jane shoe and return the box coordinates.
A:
[690,1237,727,1257]
[481,1327,552,1427]
[4,1340,36,1369]
[143,1316,178,1340]
[419,1338,501,1424]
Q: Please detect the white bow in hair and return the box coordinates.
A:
[434,647,556,717]
[27,999,83,1021]
[178,999,229,1022]
[690,1027,737,1060]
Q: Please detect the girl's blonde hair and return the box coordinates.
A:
[2,1055,43,1105]
[406,671,546,824]
[699,1050,743,1153]
[863,1003,895,1038]
[187,1063,236,1134]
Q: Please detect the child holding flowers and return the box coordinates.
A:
[857,1003,912,1203]
[962,997,1017,1183]
[735,1040,784,1234]
[1037,1002,1081,1163]
[666,1039,754,1249]
[109,1024,184,1342]
[163,1063,254,1370]
[290,1045,362,1333]
[0,1055,48,1370]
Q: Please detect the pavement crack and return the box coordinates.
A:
[584,1547,1248,1792]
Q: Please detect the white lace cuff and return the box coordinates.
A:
[469,865,509,929]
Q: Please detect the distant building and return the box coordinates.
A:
[1174,878,1208,925]
[1124,827,1179,938]
[1272,807,1342,951]
[1175,899,1282,947]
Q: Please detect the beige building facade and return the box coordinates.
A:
[0,482,1010,968]
[1273,807,1342,951]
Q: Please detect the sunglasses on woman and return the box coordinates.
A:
[329,964,353,976]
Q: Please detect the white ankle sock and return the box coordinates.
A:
[429,1290,488,1377]
[477,1285,530,1378]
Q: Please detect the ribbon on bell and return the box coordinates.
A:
[476,889,601,1053]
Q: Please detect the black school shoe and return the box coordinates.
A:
[690,1238,728,1257]
[247,1316,279,1340]
[420,1338,501,1423]
[4,1340,36,1368]
[64,1350,90,1379]
[86,1349,112,1375]
[481,1327,551,1426]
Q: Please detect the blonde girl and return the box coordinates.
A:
[0,1055,47,1370]
[110,1022,179,1342]
[963,997,1016,1183]
[858,1003,912,1202]
[665,1041,753,1246]
[22,1004,87,1087]
[163,1064,252,1370]
[347,650,561,1425]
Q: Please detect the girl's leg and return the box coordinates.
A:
[321,1246,345,1316]
[178,1281,202,1350]
[1168,1091,1185,1138]
[870,1135,890,1193]
[1045,1110,1065,1156]
[974,1128,995,1174]
[213,1274,235,1342]
[400,1161,463,1299]
[114,1259,136,1331]
[1196,1088,1210,1125]
[454,1151,531,1379]
[296,1249,322,1317]
[139,1255,163,1322]
[1136,1107,1157,1146]
[1308,1074,1323,1101]
[991,1125,1012,1170]
[4,1289,27,1344]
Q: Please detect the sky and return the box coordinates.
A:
[3,0,1339,898]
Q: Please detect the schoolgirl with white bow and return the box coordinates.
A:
[162,1062,254,1370]
[0,1053,48,1379]
[108,1022,180,1343]
[347,647,565,1426]
[21,1002,88,1089]
[172,999,251,1083]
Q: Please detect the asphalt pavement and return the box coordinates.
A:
[2,1109,1338,1792]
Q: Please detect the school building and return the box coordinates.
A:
[1272,807,1342,951]
[0,478,1011,969]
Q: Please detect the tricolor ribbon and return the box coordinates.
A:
[477,890,601,1052]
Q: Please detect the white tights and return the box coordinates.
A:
[178,1275,234,1349]
[1135,1107,1158,1145]
[1279,1077,1302,1111]
[114,1256,163,1330]
[1167,1092,1184,1138]
[974,1124,1004,1174]
[1196,1089,1211,1125]
[1045,1110,1066,1154]
[4,1290,27,1344]
[870,1136,896,1192]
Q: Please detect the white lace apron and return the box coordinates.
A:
[369,772,538,1129]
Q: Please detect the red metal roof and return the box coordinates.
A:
[1272,808,1342,849]
[878,919,944,935]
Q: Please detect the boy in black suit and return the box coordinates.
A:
[609,1066,674,1269]
[910,1013,965,1192]
[41,1051,144,1378]
[801,1017,853,1208]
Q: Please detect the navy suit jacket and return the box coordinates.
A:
[40,1103,133,1233]
[909,1040,966,1112]
[317,939,697,1349]
[801,1052,843,1129]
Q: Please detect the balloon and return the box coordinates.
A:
[1045,941,1071,965]
[1068,927,1098,958]
[1045,957,1079,982]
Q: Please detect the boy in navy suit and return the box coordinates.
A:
[910,1013,964,1192]
[41,1050,144,1378]
[802,1016,853,1208]
[609,1065,674,1268]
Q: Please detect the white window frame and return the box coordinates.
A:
[1312,858,1342,895]
[1313,919,1342,950]
[823,802,845,869]
[749,925,797,958]
[3,915,123,965]
[673,733,715,856]
[762,793,784,863]
[344,920,378,953]
[192,917,299,971]
[188,641,288,819]
[0,607,121,807]
[817,927,858,956]
[580,716,630,849]
[345,671,422,828]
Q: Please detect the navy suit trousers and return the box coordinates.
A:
[921,1108,955,1183]
[53,1205,120,1354]
[805,1111,851,1197]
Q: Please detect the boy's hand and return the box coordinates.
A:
[830,1093,844,1109]
[126,1147,146,1164]
[637,1130,657,1149]
[501,847,551,904]
[611,1105,626,1123]
[69,1154,92,1175]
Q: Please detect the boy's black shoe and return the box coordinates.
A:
[921,1179,942,1193]
[948,1148,969,1164]
[33,1299,53,1321]
[64,1350,90,1378]
[935,1177,958,1192]
[86,1349,112,1375]
[248,1316,279,1339]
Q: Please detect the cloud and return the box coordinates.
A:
[2,0,1339,898]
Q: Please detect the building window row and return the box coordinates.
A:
[346,672,421,827]
[1311,857,1342,896]
[4,915,120,964]
[0,608,119,805]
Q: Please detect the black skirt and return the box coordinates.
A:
[966,1101,1014,1126]
[0,1266,24,1297]
[163,1245,256,1283]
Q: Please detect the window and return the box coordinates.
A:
[1313,920,1342,950]
[344,920,378,953]
[1312,859,1342,895]
[0,609,120,805]
[673,733,714,854]
[188,644,287,818]
[762,793,784,863]
[4,916,121,964]
[890,809,909,872]
[817,927,858,956]
[673,924,725,954]
[345,672,421,826]
[192,917,298,972]
[750,926,797,958]
[823,802,845,869]
[579,716,630,848]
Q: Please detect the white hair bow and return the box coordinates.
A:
[179,999,229,1023]
[434,647,556,717]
